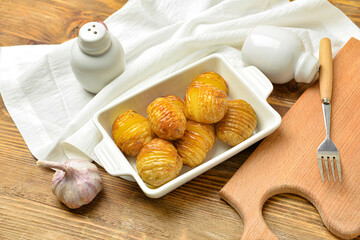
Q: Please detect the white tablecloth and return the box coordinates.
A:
[0,0,359,164]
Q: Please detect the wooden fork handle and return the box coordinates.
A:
[319,38,333,103]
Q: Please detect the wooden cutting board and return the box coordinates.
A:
[220,38,360,239]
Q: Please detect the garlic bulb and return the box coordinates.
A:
[37,159,102,209]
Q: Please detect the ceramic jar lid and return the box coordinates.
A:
[78,22,111,56]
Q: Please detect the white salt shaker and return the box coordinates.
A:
[242,25,319,84]
[70,22,125,94]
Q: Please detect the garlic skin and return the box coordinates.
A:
[37,159,102,209]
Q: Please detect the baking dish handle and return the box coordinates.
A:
[238,66,274,100]
[94,138,132,177]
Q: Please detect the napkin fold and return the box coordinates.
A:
[1,0,359,164]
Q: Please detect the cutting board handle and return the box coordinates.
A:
[242,213,277,240]
[221,191,278,240]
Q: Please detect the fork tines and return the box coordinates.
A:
[317,153,341,182]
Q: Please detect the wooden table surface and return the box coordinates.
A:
[0,1,359,239]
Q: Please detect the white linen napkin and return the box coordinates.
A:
[1,0,359,164]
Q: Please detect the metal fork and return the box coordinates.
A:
[317,38,341,182]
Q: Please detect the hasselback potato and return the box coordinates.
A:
[174,120,216,167]
[112,110,154,156]
[215,99,257,146]
[147,97,187,140]
[164,95,185,114]
[184,85,228,124]
[137,138,183,187]
[191,72,228,94]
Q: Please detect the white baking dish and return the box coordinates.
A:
[93,54,281,198]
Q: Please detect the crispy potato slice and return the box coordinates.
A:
[164,95,185,114]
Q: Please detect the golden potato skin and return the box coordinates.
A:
[184,85,228,124]
[112,110,154,156]
[147,97,187,140]
[137,138,183,187]
[174,121,216,167]
[191,72,228,94]
[215,99,257,146]
[164,95,185,114]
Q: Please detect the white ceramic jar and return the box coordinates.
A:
[70,22,125,94]
[241,25,319,84]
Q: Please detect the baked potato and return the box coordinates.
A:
[147,97,187,140]
[215,99,257,146]
[174,120,216,167]
[112,110,154,156]
[184,85,228,124]
[191,71,228,94]
[137,138,183,187]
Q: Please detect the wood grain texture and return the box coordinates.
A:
[0,0,360,239]
[220,38,360,239]
[0,0,126,46]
